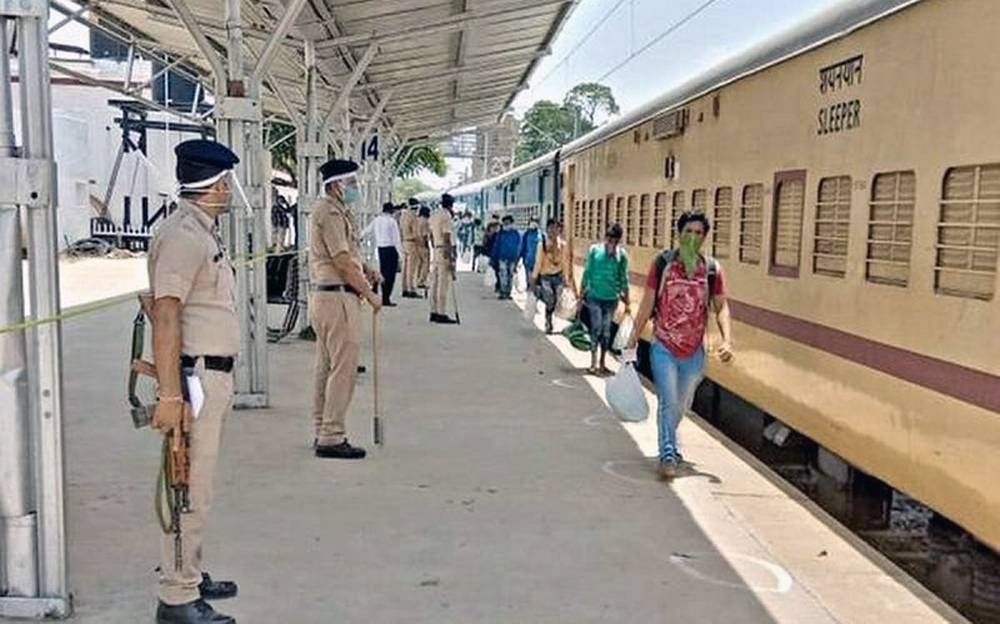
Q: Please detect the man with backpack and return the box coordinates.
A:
[580,223,630,375]
[491,215,522,299]
[626,211,733,480]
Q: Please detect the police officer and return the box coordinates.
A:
[400,197,420,298]
[415,205,432,290]
[428,193,458,324]
[310,158,382,459]
[148,140,240,624]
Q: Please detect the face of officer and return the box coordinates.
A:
[192,172,233,215]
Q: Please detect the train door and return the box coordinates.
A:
[565,163,576,237]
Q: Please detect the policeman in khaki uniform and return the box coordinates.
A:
[148,140,240,624]
[428,193,458,324]
[310,158,382,459]
[414,205,432,289]
[400,197,420,298]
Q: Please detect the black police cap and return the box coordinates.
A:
[175,140,239,188]
[441,193,455,207]
[319,159,359,185]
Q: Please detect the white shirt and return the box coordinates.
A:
[361,213,402,251]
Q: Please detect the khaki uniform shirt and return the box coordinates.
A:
[400,209,416,242]
[428,209,453,249]
[416,218,431,248]
[309,194,363,285]
[148,199,239,356]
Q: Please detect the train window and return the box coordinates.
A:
[936,164,1000,300]
[866,171,915,287]
[692,189,708,214]
[574,200,582,238]
[713,187,733,259]
[596,199,605,240]
[739,184,764,264]
[588,200,596,240]
[770,171,806,277]
[813,176,852,278]
[653,192,667,248]
[639,194,651,247]
[671,191,686,247]
[626,195,638,245]
[615,197,624,229]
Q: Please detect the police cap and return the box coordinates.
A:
[319,159,359,186]
[441,193,455,208]
[175,140,239,190]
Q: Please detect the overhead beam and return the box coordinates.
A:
[248,0,308,87]
[318,44,377,138]
[354,90,393,152]
[160,0,226,89]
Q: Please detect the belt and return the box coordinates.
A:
[404,238,416,243]
[180,354,235,372]
[315,283,359,294]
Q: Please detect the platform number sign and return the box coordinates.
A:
[360,135,379,161]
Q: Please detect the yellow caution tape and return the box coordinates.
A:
[0,248,309,335]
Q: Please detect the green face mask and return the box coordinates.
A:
[678,232,702,277]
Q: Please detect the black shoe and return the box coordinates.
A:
[156,599,234,624]
[403,291,420,298]
[199,573,237,600]
[383,301,397,307]
[429,313,441,322]
[315,440,367,459]
[434,315,459,325]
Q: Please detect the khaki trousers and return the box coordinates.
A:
[159,363,232,606]
[402,241,416,292]
[415,248,430,288]
[429,259,452,315]
[311,292,361,445]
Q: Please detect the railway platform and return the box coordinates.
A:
[56,269,963,623]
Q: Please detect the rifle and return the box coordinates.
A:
[129,293,192,572]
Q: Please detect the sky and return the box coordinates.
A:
[421,0,846,189]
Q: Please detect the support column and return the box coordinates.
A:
[0,1,72,617]
[295,40,324,335]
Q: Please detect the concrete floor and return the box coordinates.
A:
[54,271,962,623]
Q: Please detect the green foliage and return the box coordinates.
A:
[393,177,433,203]
[513,82,619,165]
[267,121,297,185]
[564,82,620,126]
[397,144,447,178]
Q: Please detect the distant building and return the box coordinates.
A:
[470,115,519,181]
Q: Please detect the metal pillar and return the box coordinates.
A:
[0,1,72,618]
[294,40,324,334]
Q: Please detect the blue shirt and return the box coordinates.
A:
[492,228,521,262]
[519,228,540,272]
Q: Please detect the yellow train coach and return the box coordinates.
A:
[555,0,999,550]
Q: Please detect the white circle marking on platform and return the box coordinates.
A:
[551,378,578,389]
[582,414,613,426]
[668,552,793,594]
[601,460,660,484]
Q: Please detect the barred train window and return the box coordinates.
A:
[936,164,1000,300]
[596,199,605,242]
[639,194,651,246]
[713,187,732,259]
[574,201,581,238]
[867,171,915,287]
[588,200,595,240]
[626,195,638,245]
[692,189,708,214]
[671,191,686,247]
[653,192,667,247]
[813,176,851,278]
[615,197,624,230]
[739,184,763,264]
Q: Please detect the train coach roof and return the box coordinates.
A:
[559,0,924,157]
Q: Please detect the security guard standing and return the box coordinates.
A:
[428,193,458,324]
[148,140,240,624]
[415,205,432,290]
[400,197,420,298]
[310,158,382,459]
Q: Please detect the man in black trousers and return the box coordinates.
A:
[361,202,403,306]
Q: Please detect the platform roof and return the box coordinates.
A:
[79,0,576,143]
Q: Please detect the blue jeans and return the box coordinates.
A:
[497,259,515,297]
[537,274,563,318]
[650,341,705,463]
[585,296,617,351]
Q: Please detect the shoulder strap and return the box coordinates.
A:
[652,249,676,313]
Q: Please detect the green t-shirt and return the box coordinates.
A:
[581,243,629,301]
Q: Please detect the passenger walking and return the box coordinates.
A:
[626,211,733,479]
[529,218,577,334]
[148,139,241,624]
[309,158,383,461]
[483,214,502,292]
[492,215,521,300]
[519,217,541,279]
[360,202,403,306]
[471,217,485,271]
[428,193,459,324]
[415,206,432,290]
[580,223,630,375]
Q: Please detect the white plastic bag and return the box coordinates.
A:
[483,269,496,289]
[514,267,527,293]
[556,289,578,320]
[605,364,649,423]
[612,313,634,351]
[523,291,538,322]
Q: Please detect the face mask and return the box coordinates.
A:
[679,231,703,278]
[342,185,361,205]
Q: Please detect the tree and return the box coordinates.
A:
[267,121,298,185]
[514,99,592,165]
[396,144,447,178]
[393,177,433,203]
[563,82,620,128]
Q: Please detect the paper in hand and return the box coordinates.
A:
[185,373,205,419]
